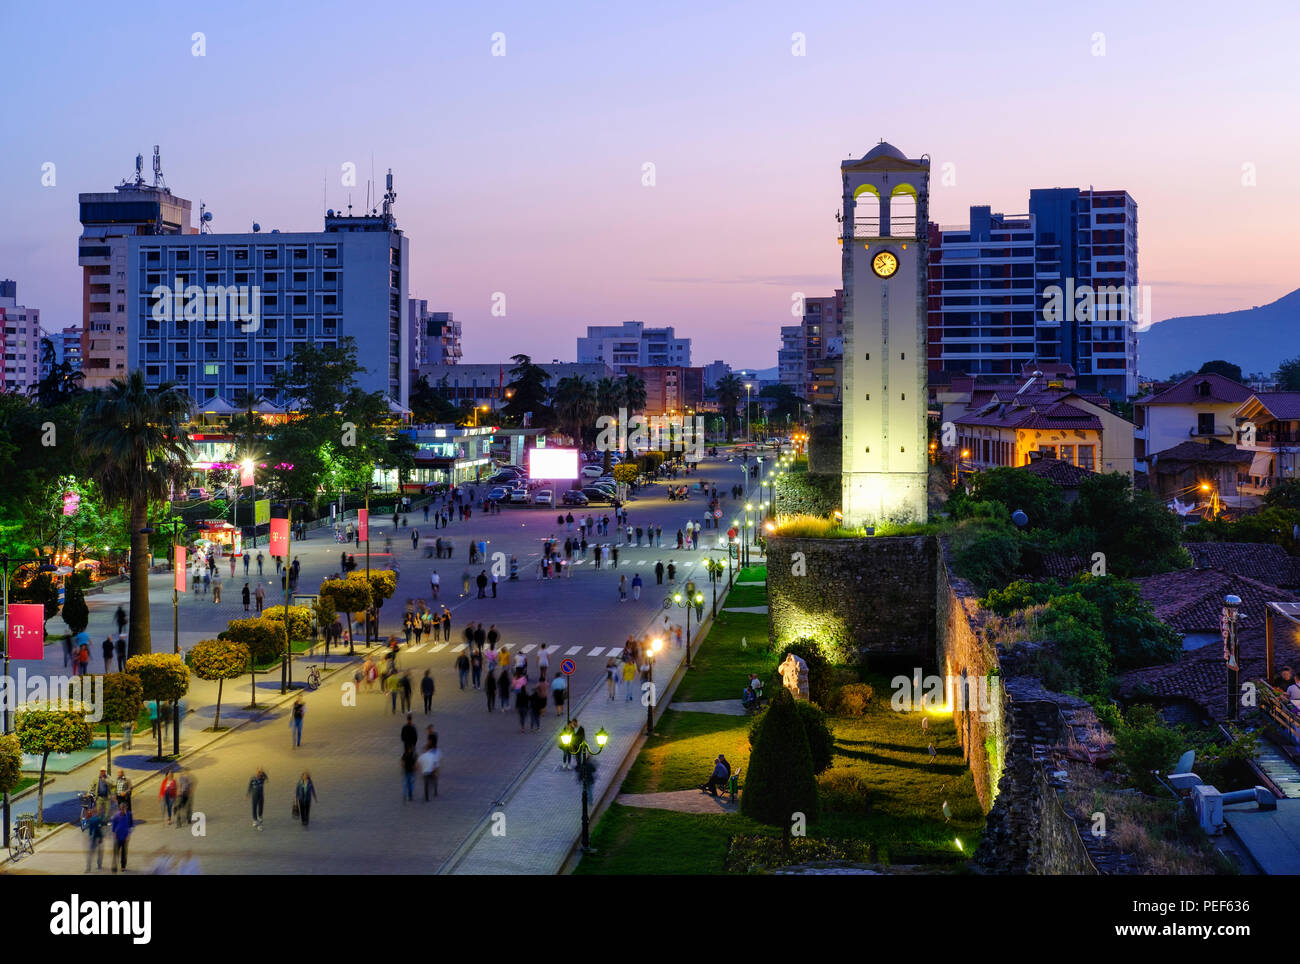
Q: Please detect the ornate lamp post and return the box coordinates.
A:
[558,723,608,850]
[644,636,662,735]
[668,585,706,668]
[1224,594,1242,721]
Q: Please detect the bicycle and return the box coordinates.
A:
[77,791,96,830]
[305,665,321,690]
[9,813,35,859]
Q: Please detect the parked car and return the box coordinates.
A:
[562,490,589,506]
[589,483,617,498]
[509,487,529,503]
[581,465,605,479]
[533,489,554,506]
[185,487,209,501]
[487,486,510,502]
[582,486,613,504]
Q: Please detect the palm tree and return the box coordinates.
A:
[596,378,626,470]
[715,374,744,441]
[552,376,597,445]
[621,373,647,414]
[80,372,193,656]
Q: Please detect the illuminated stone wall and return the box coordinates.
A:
[766,534,936,665]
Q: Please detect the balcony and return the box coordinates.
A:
[1189,425,1234,439]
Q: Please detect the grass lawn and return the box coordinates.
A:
[579,568,986,874]
[718,583,767,608]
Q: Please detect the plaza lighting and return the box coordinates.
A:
[558,722,609,850]
[645,636,663,735]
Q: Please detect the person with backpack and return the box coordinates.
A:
[290,697,306,747]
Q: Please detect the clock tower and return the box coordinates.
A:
[840,143,930,525]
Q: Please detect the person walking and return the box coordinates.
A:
[497,666,511,713]
[256,551,264,576]
[655,560,664,585]
[455,650,470,689]
[399,671,413,713]
[421,670,435,714]
[537,643,550,682]
[244,552,250,576]
[621,658,637,701]
[242,582,251,613]
[441,608,452,641]
[84,807,106,872]
[212,569,222,604]
[114,605,128,638]
[430,569,440,600]
[470,647,483,689]
[255,582,265,614]
[110,804,133,872]
[102,635,115,674]
[529,683,546,731]
[401,747,418,802]
[491,570,499,598]
[295,772,318,827]
[631,572,643,601]
[476,569,488,598]
[419,735,441,801]
[159,768,179,826]
[551,672,567,717]
[618,574,628,602]
[611,544,619,568]
[485,665,498,711]
[291,696,305,747]
[386,671,401,714]
[605,658,618,700]
[115,634,127,672]
[176,770,195,828]
[514,680,530,733]
[247,768,268,830]
[114,768,134,818]
[461,569,471,597]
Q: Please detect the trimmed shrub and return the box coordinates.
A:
[817,768,872,814]
[1114,705,1183,794]
[827,683,874,717]
[741,689,819,836]
[262,604,313,641]
[98,672,144,770]
[749,696,835,775]
[222,617,287,664]
[188,638,250,730]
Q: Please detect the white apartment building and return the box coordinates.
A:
[0,282,41,393]
[576,321,690,376]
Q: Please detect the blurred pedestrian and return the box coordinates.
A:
[295,772,318,827]
[421,670,435,714]
[110,804,133,872]
[419,734,441,801]
[247,768,268,830]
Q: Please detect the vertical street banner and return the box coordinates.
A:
[7,603,46,660]
[175,546,187,592]
[357,508,369,542]
[269,517,289,557]
[241,463,255,487]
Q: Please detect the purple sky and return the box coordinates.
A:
[2,0,1296,370]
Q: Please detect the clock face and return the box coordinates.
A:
[872,250,899,279]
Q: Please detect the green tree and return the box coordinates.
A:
[503,354,552,424]
[1276,356,1300,392]
[1114,705,1184,794]
[621,373,647,413]
[80,372,193,656]
[98,672,144,770]
[221,618,285,703]
[749,698,835,775]
[0,735,22,800]
[187,638,250,730]
[715,374,744,441]
[553,375,597,445]
[61,580,89,635]
[1069,473,1190,576]
[125,653,190,760]
[29,336,86,409]
[958,466,1066,530]
[740,688,819,846]
[409,374,461,424]
[16,709,93,824]
[1264,480,1300,511]
[318,576,371,652]
[1197,359,1244,383]
[759,383,805,424]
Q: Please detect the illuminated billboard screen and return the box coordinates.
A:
[529,447,578,479]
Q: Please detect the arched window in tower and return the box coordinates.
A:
[852,183,881,237]
[889,183,919,239]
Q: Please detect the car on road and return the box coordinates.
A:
[582,486,614,503]
[562,489,588,506]
[487,486,510,502]
[509,487,529,503]
[533,489,554,506]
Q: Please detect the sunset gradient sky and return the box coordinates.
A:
[2,0,1296,370]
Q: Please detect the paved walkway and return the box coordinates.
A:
[616,789,738,814]
[672,699,747,716]
[721,605,768,614]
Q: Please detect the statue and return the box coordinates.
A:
[779,653,809,701]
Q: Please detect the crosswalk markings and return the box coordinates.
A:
[520,644,537,653]
[449,643,465,654]
[429,643,447,653]
[564,645,582,655]
[587,647,605,657]
[407,644,425,653]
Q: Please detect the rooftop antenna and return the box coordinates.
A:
[133,153,145,186]
[199,201,213,234]
[152,145,166,189]
[382,168,396,224]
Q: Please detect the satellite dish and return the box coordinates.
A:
[252,223,261,233]
[271,229,280,234]
[1011,509,1028,528]
[327,209,334,217]
[202,211,213,222]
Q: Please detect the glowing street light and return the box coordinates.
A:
[559,722,609,850]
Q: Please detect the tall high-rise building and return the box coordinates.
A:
[778,325,804,393]
[702,360,731,390]
[576,322,690,376]
[840,143,930,525]
[0,281,41,393]
[927,188,1138,398]
[128,178,409,408]
[408,299,462,375]
[59,326,83,370]
[624,365,705,416]
[801,289,844,399]
[79,148,193,388]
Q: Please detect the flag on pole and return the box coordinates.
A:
[7,603,45,660]
[240,463,255,487]
[358,508,369,542]
[175,546,187,592]
[269,517,289,557]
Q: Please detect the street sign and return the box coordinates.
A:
[713,508,722,519]
[560,658,576,676]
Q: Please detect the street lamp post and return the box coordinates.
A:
[280,499,305,694]
[745,383,753,444]
[558,723,608,850]
[669,586,706,668]
[1224,594,1242,721]
[1,552,55,847]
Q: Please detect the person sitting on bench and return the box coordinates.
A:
[701,754,731,797]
